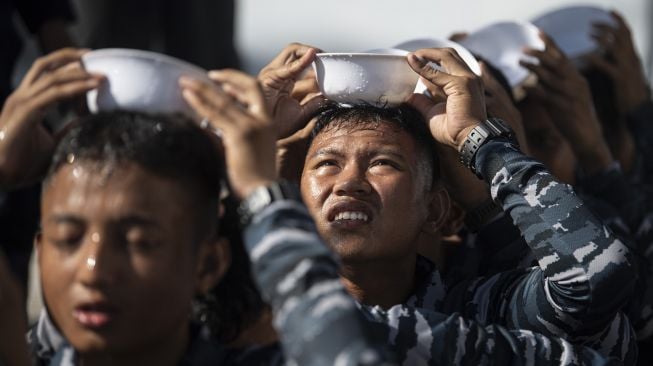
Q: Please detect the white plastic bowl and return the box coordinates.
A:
[313,53,419,107]
[459,21,545,89]
[393,38,482,76]
[532,6,616,60]
[82,48,212,119]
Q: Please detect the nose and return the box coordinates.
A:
[77,231,120,288]
[333,164,372,197]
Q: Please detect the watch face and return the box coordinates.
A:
[249,188,272,212]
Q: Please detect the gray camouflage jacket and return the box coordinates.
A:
[358,139,636,364]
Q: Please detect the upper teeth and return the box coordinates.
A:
[335,211,369,221]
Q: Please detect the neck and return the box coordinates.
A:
[79,323,189,366]
[340,255,416,309]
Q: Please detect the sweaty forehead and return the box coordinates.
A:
[42,161,192,222]
[309,121,419,156]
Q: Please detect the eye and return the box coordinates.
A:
[315,159,338,169]
[126,229,161,254]
[46,225,84,251]
[370,159,400,170]
[50,236,83,251]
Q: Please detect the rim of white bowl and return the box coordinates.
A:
[82,48,209,76]
[316,52,409,58]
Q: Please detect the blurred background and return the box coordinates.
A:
[2,0,652,323]
[234,0,652,80]
[10,0,653,83]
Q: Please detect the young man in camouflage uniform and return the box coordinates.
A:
[262,44,637,364]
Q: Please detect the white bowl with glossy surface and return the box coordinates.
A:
[394,38,482,76]
[313,52,419,107]
[459,22,544,87]
[532,5,616,60]
[82,48,212,119]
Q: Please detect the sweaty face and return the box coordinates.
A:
[519,98,578,185]
[300,121,433,264]
[38,162,205,355]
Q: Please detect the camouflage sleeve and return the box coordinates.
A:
[242,198,394,366]
[359,304,621,366]
[459,139,636,356]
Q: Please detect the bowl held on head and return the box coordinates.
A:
[393,38,482,76]
[82,48,213,120]
[459,21,545,101]
[313,52,420,107]
[532,5,617,65]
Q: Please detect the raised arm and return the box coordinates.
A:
[181,69,392,365]
[405,47,636,361]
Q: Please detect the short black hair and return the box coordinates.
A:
[309,102,440,188]
[46,111,224,240]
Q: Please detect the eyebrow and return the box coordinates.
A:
[308,148,346,160]
[308,147,407,162]
[45,214,159,228]
[46,215,84,226]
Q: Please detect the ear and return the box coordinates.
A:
[421,186,450,235]
[34,231,43,253]
[440,201,466,237]
[195,236,231,295]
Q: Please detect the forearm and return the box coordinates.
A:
[475,139,635,334]
[360,305,622,366]
[243,198,391,365]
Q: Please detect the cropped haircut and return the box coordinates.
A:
[309,102,440,190]
[45,111,223,241]
[47,110,265,342]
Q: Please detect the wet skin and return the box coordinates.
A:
[300,122,440,265]
[37,162,215,362]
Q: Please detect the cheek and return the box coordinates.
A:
[300,175,329,211]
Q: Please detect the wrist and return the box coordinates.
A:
[455,122,483,152]
[459,118,517,178]
[237,180,302,227]
[238,179,277,200]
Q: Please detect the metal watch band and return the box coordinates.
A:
[237,181,300,227]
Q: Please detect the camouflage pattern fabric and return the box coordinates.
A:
[363,139,637,364]
[243,199,393,366]
[246,195,621,365]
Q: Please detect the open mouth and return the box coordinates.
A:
[73,302,118,329]
[333,211,370,222]
[327,200,374,227]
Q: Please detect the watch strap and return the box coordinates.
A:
[237,181,300,227]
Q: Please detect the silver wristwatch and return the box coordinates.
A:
[237,181,301,227]
[459,118,516,177]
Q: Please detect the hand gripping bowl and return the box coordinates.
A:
[458,21,545,100]
[82,48,212,119]
[312,52,420,107]
[394,38,482,76]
